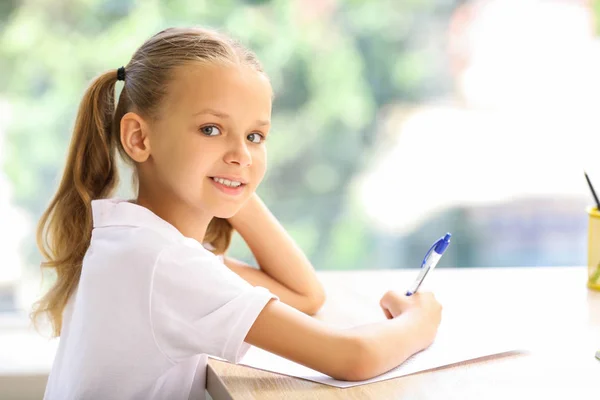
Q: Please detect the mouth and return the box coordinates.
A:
[208,176,247,196]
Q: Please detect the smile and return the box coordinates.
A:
[209,176,247,195]
[211,177,244,187]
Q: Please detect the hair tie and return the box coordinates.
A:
[117,66,126,81]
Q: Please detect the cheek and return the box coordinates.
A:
[157,142,207,190]
[186,149,214,184]
[252,149,267,180]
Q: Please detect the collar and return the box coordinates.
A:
[91,198,186,242]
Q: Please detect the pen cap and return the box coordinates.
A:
[434,233,451,254]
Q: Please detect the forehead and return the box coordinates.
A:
[163,62,272,119]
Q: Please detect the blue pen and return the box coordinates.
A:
[406,233,451,296]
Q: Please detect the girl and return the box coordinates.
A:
[33,27,442,400]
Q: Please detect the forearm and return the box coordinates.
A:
[244,290,431,382]
[345,313,427,379]
[228,194,326,304]
[224,256,323,315]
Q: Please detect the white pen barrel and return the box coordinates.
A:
[423,251,442,270]
[407,251,442,294]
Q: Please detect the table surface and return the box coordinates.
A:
[207,267,600,400]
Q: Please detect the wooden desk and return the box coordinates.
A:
[207,267,600,399]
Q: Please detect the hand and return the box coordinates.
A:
[379,290,442,348]
[228,193,260,224]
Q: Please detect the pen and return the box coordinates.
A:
[584,171,600,210]
[406,233,451,296]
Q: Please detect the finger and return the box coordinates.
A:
[382,307,393,319]
[379,291,393,308]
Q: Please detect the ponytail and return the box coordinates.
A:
[205,217,234,255]
[32,70,121,336]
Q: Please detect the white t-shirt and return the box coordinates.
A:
[43,198,278,400]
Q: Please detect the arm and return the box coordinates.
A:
[223,256,322,315]
[245,299,427,381]
[227,194,326,314]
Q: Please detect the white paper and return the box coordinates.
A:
[234,313,524,388]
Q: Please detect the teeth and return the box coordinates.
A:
[212,177,242,187]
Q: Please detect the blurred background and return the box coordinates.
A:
[1,0,600,395]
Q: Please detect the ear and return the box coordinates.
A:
[120,112,151,163]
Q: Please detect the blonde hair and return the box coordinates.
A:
[33,27,267,336]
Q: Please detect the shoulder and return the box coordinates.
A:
[158,239,223,266]
[152,239,241,289]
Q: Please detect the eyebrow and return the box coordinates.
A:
[192,108,271,127]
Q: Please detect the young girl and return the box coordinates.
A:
[33,27,442,400]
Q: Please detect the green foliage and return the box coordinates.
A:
[1,0,457,270]
[594,0,600,35]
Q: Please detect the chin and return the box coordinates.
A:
[212,205,244,219]
[203,188,254,218]
[213,210,237,220]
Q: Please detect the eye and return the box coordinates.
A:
[199,125,221,136]
[247,132,265,144]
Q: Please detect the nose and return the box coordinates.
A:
[223,136,252,167]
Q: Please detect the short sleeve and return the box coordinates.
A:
[150,243,278,364]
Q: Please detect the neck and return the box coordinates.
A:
[135,187,213,244]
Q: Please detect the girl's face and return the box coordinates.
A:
[146,62,272,218]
